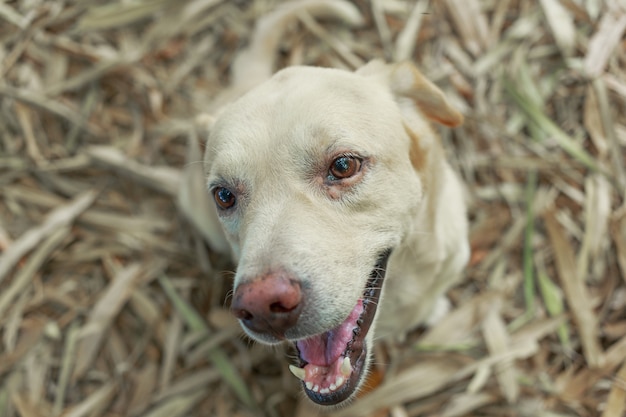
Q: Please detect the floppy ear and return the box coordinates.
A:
[177,115,232,257]
[358,60,463,127]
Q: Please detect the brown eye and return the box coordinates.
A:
[329,156,361,180]
[213,187,236,210]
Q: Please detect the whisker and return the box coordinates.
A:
[183,159,206,169]
[223,288,234,307]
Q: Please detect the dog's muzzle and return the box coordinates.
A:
[291,249,393,406]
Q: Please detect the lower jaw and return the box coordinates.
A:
[301,341,368,406]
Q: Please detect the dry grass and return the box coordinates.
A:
[1,0,625,416]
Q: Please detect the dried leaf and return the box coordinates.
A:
[158,275,255,408]
[417,292,502,350]
[86,146,181,196]
[0,86,104,137]
[544,211,604,368]
[73,264,143,380]
[611,209,626,284]
[539,0,576,57]
[601,360,626,417]
[441,392,498,417]
[584,8,626,77]
[506,79,602,173]
[0,191,96,284]
[128,362,159,415]
[442,0,489,55]
[0,227,70,318]
[53,322,80,416]
[76,0,178,31]
[331,357,464,417]
[142,389,205,417]
[63,382,117,417]
[578,174,612,281]
[482,302,519,403]
[393,0,428,61]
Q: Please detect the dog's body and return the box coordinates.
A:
[194,60,469,406]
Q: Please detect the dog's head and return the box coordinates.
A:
[203,61,462,406]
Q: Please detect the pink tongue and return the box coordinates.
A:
[297,300,364,366]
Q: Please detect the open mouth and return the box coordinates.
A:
[288,249,392,406]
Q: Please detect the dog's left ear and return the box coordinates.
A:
[358,60,463,127]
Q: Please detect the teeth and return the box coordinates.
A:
[289,365,306,381]
[297,360,350,395]
[340,357,352,377]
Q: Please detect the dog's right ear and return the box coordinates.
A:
[177,115,232,257]
[358,60,463,127]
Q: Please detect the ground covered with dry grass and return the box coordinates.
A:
[1,0,626,416]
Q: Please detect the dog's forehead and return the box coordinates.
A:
[268,66,372,102]
[207,67,403,172]
[219,66,392,130]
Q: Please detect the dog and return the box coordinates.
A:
[194,59,470,406]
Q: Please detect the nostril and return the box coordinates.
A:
[234,308,253,321]
[270,301,296,313]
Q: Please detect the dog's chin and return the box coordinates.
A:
[287,249,392,407]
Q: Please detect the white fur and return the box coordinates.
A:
[181,56,469,405]
[201,61,468,350]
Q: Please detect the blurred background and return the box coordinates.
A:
[0,0,625,416]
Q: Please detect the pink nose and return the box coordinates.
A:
[231,272,303,339]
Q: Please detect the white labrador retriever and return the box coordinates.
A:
[199,60,469,406]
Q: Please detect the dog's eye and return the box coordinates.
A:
[213,187,236,210]
[329,156,361,180]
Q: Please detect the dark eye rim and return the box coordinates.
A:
[213,186,237,210]
[328,154,362,181]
